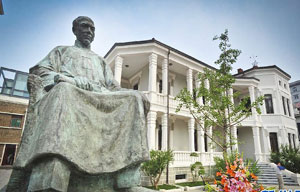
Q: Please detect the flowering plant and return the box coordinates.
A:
[214,157,264,192]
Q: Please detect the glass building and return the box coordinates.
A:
[0,67,29,98]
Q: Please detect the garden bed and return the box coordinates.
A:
[144,184,179,191]
[176,181,205,187]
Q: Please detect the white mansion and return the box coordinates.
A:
[105,39,299,172]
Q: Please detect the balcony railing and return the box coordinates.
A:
[172,151,223,167]
[143,92,188,111]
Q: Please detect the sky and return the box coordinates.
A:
[0,0,299,82]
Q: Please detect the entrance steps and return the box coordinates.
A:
[256,163,298,186]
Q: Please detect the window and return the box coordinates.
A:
[1,79,14,95]
[176,174,186,180]
[292,87,297,93]
[293,134,296,149]
[284,84,287,89]
[242,97,251,112]
[158,125,162,150]
[1,144,16,166]
[287,99,291,116]
[269,132,279,153]
[264,94,274,114]
[279,80,281,86]
[194,129,198,151]
[294,95,299,100]
[288,133,292,148]
[158,80,162,93]
[282,96,287,115]
[204,132,208,152]
[11,115,22,128]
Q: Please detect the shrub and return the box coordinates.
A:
[190,161,205,182]
[141,150,174,189]
[270,145,300,174]
[245,158,260,176]
[190,152,199,157]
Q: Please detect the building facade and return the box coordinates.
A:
[105,39,299,184]
[289,80,300,141]
[0,67,29,187]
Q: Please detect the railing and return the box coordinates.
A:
[146,92,187,111]
[156,93,166,106]
[172,151,223,167]
[169,95,181,109]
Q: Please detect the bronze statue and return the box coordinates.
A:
[6,16,153,192]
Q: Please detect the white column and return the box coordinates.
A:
[188,118,195,151]
[114,55,123,84]
[204,79,210,90]
[148,53,158,92]
[147,111,157,150]
[162,58,168,95]
[207,126,213,153]
[161,113,168,151]
[258,90,266,114]
[288,99,295,117]
[231,126,238,151]
[195,76,203,105]
[170,120,174,150]
[248,86,258,121]
[186,68,193,93]
[228,88,238,151]
[170,81,174,96]
[252,126,262,161]
[262,128,271,154]
[196,76,205,153]
[197,124,205,153]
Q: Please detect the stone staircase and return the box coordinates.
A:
[256,163,298,186]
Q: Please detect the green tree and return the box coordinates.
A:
[141,150,174,189]
[176,30,263,157]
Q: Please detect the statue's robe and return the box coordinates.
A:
[13,40,150,174]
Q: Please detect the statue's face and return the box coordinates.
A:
[74,19,95,47]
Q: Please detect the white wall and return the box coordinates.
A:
[173,119,189,151]
[238,127,255,160]
[173,73,186,97]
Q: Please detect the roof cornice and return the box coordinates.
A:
[104,38,216,70]
[233,65,291,79]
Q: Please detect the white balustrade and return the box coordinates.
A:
[156,93,166,106]
[172,151,223,167]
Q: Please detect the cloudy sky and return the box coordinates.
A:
[1,0,299,81]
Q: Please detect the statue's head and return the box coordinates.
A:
[72,16,95,47]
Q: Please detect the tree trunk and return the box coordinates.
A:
[154,173,162,189]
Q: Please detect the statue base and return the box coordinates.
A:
[5,158,155,192]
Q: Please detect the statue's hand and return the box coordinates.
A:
[54,74,76,85]
[74,76,93,91]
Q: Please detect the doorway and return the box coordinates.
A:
[269,132,279,153]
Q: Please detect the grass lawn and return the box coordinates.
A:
[176,181,205,187]
[144,184,179,190]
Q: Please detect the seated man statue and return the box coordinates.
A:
[6,16,153,192]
